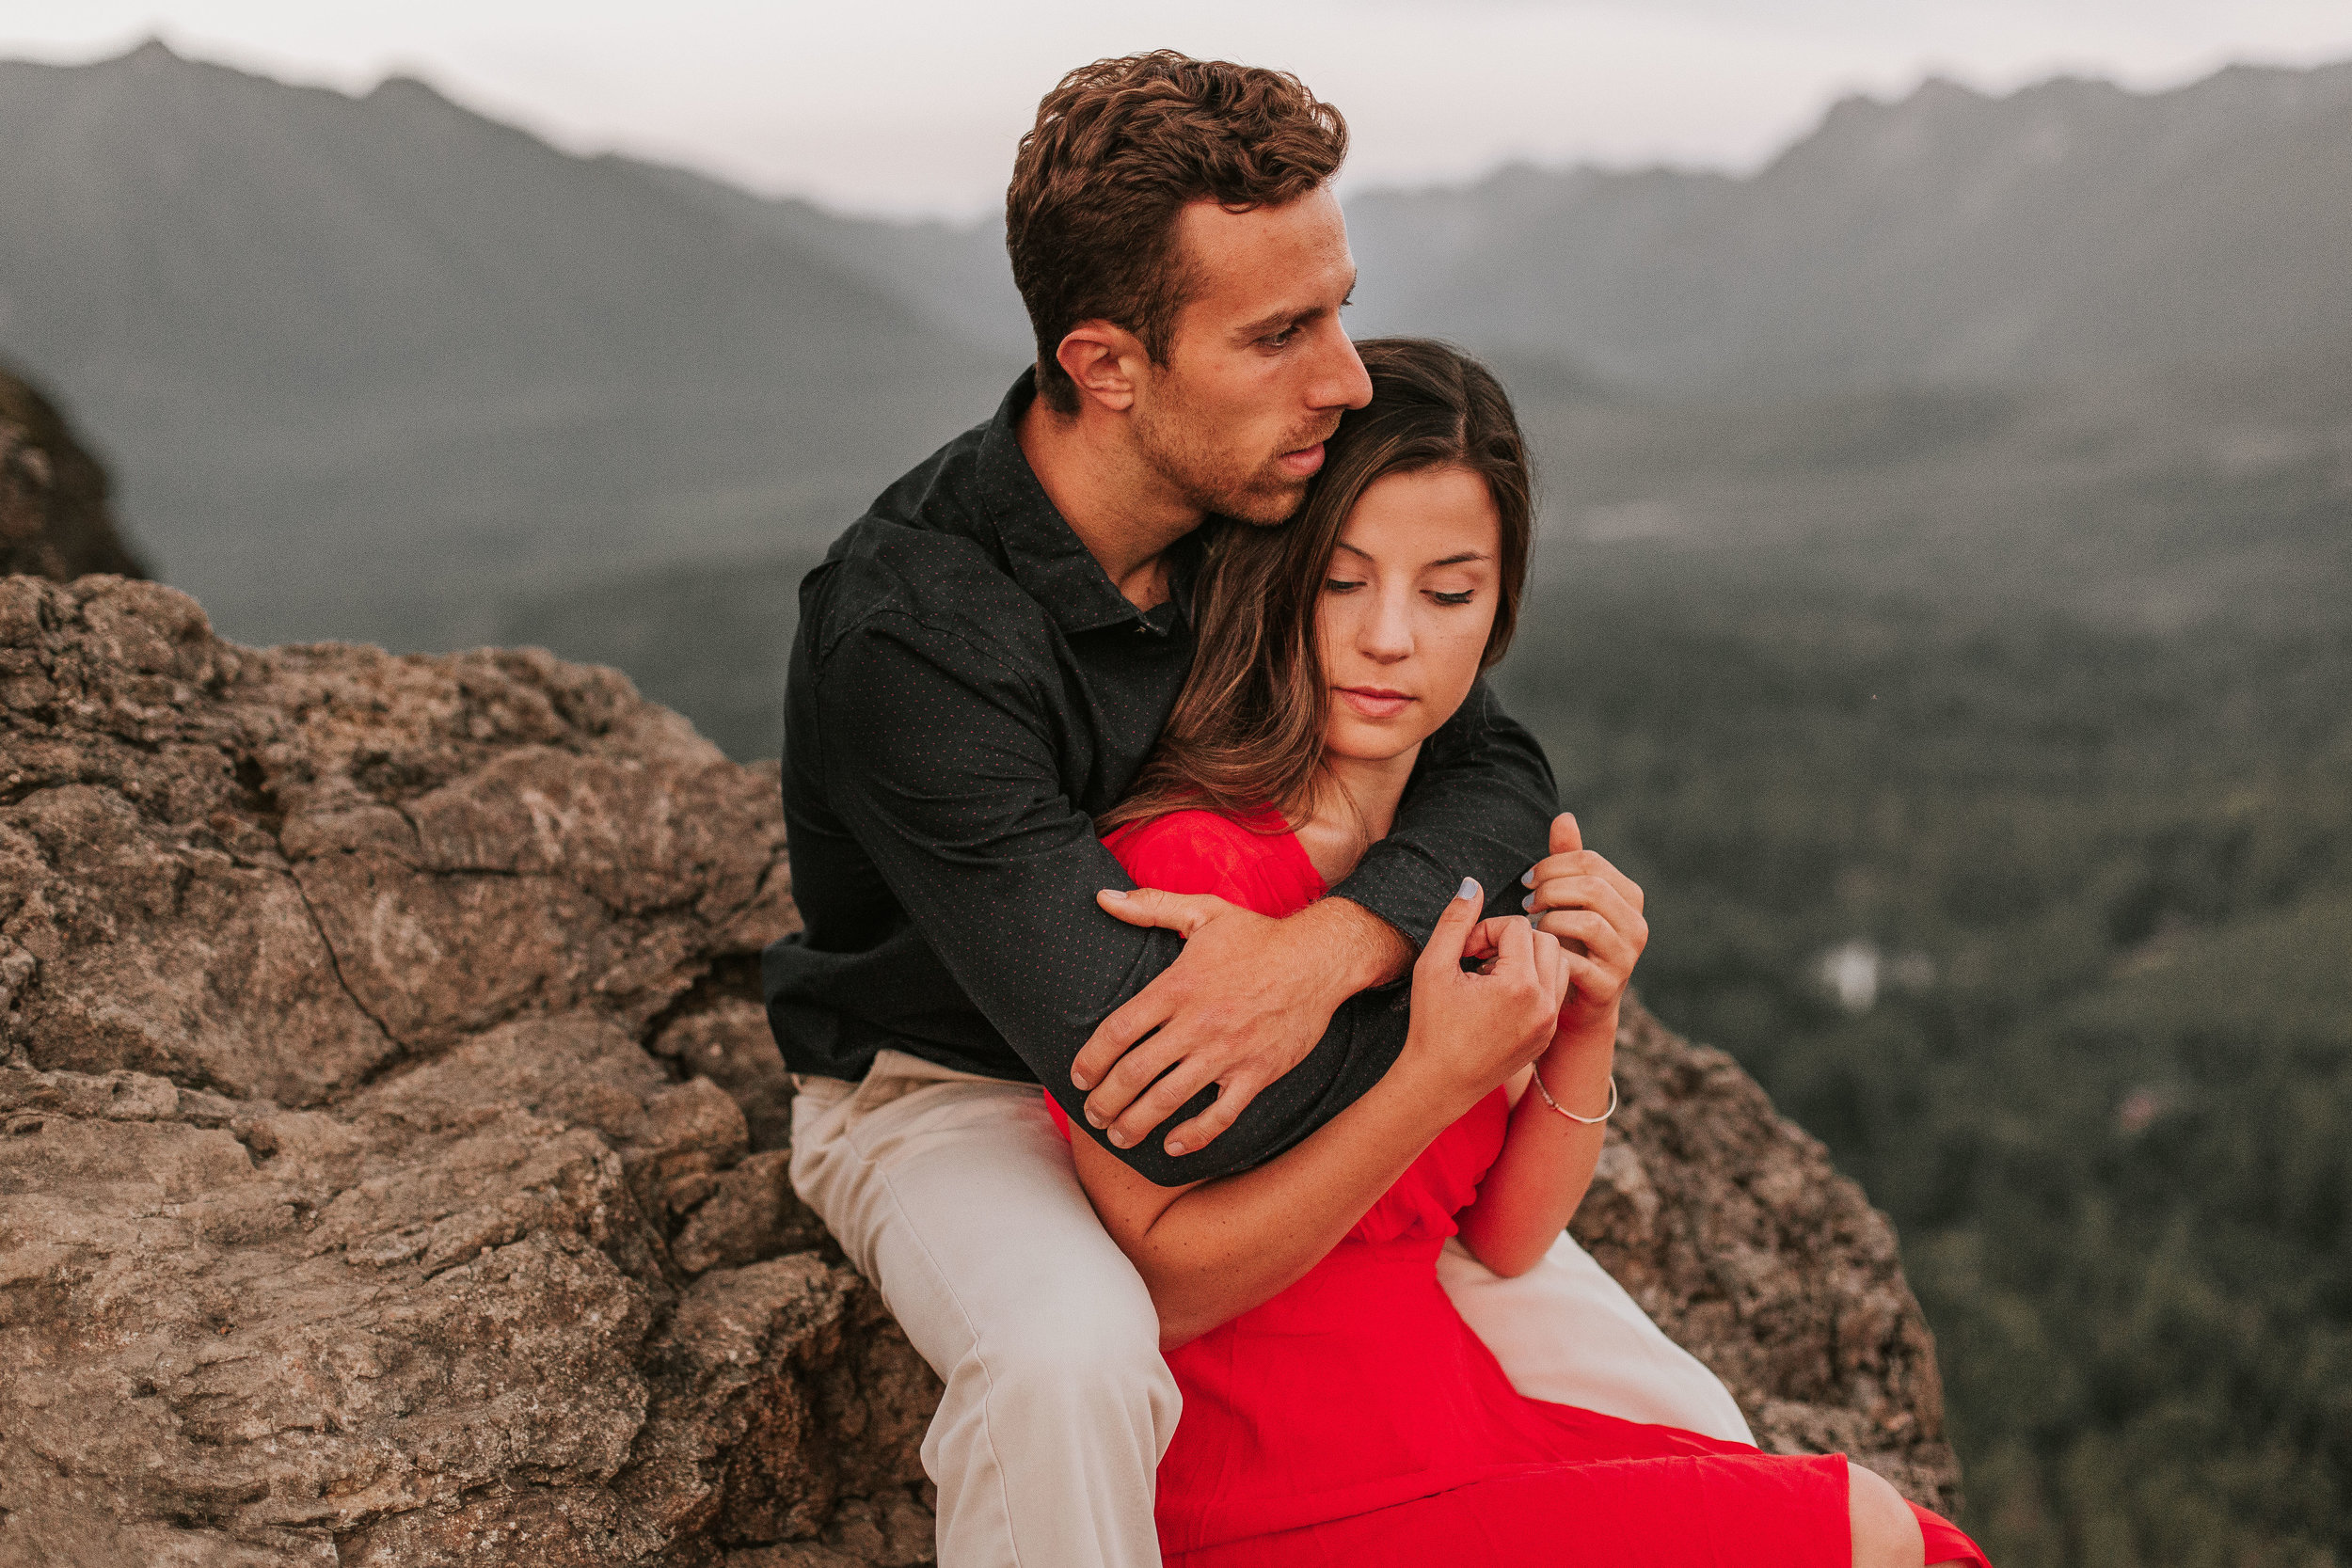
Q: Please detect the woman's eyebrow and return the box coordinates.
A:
[1426,551,1491,567]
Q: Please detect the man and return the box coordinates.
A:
[766,51,1749,1568]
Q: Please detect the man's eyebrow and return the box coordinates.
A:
[1235,270,1359,341]
[1234,301,1325,339]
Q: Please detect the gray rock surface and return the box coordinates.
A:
[0,576,1958,1565]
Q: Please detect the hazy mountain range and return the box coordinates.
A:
[1,39,2347,690]
[679,56,2352,394]
[0,40,1011,651]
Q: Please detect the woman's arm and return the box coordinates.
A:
[1453,1012,1616,1277]
[1454,813,1650,1277]
[1070,887,1570,1348]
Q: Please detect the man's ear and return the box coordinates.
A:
[1054,321,1147,414]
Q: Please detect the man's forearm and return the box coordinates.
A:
[1301,895,1415,990]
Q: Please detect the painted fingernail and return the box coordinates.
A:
[1521,868,1535,887]
[1521,894,1535,911]
[1106,1128,1132,1148]
[1457,877,1480,902]
[1085,1107,1107,1129]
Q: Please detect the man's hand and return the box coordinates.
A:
[1520,813,1648,1032]
[1074,890,1412,1158]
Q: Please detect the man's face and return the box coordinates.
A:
[1130,187,1374,526]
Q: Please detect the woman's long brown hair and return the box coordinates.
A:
[1101,338,1534,835]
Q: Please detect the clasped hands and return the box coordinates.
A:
[1077,813,1648,1159]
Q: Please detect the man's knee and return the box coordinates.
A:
[970,1294,1171,1409]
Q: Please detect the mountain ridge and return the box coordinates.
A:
[684,53,2352,396]
[1,39,2345,660]
[0,38,1013,650]
[1343,54,2352,390]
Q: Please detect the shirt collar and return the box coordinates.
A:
[977,370,1202,640]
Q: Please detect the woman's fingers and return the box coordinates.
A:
[1525,875,1648,953]
[1463,915,1521,963]
[1533,908,1639,974]
[1529,927,1570,1013]
[1415,878,1486,980]
[1495,909,1537,975]
[1521,848,1645,914]
[1562,950,1627,1007]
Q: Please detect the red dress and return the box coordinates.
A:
[1056,808,1991,1568]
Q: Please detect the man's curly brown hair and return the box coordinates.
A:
[1006,51,1349,416]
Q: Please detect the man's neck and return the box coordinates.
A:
[1017,394,1202,610]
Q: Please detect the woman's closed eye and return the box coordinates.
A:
[1324,578,1365,594]
[1430,589,1475,606]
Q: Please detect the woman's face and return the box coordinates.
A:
[1315,464,1503,766]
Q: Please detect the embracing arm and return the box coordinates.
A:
[1072,890,1568,1347]
[1073,677,1556,1157]
[814,611,1406,1183]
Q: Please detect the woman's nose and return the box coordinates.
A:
[1357,592,1414,661]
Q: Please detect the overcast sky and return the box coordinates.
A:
[5,1,2350,216]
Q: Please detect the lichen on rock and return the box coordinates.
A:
[0,575,1958,1565]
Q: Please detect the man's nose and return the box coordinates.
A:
[1310,320,1373,412]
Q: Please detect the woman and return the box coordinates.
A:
[1055,340,1989,1567]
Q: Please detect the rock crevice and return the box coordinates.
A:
[0,576,1957,1567]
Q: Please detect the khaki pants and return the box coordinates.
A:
[791,1051,1753,1568]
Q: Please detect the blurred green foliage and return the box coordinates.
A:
[1501,590,2352,1567]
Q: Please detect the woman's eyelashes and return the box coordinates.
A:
[1323,578,1477,605]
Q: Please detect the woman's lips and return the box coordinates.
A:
[1278,441,1327,478]
[1336,686,1413,719]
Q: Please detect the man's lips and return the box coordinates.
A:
[1278,441,1327,478]
[1336,686,1413,719]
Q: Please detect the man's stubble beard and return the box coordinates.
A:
[1133,376,1333,529]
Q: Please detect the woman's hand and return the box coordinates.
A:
[1519,813,1647,1037]
[1404,880,1572,1101]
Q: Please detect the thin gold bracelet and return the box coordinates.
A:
[1532,1069,1617,1125]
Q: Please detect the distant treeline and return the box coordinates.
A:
[1501,585,2352,1567]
